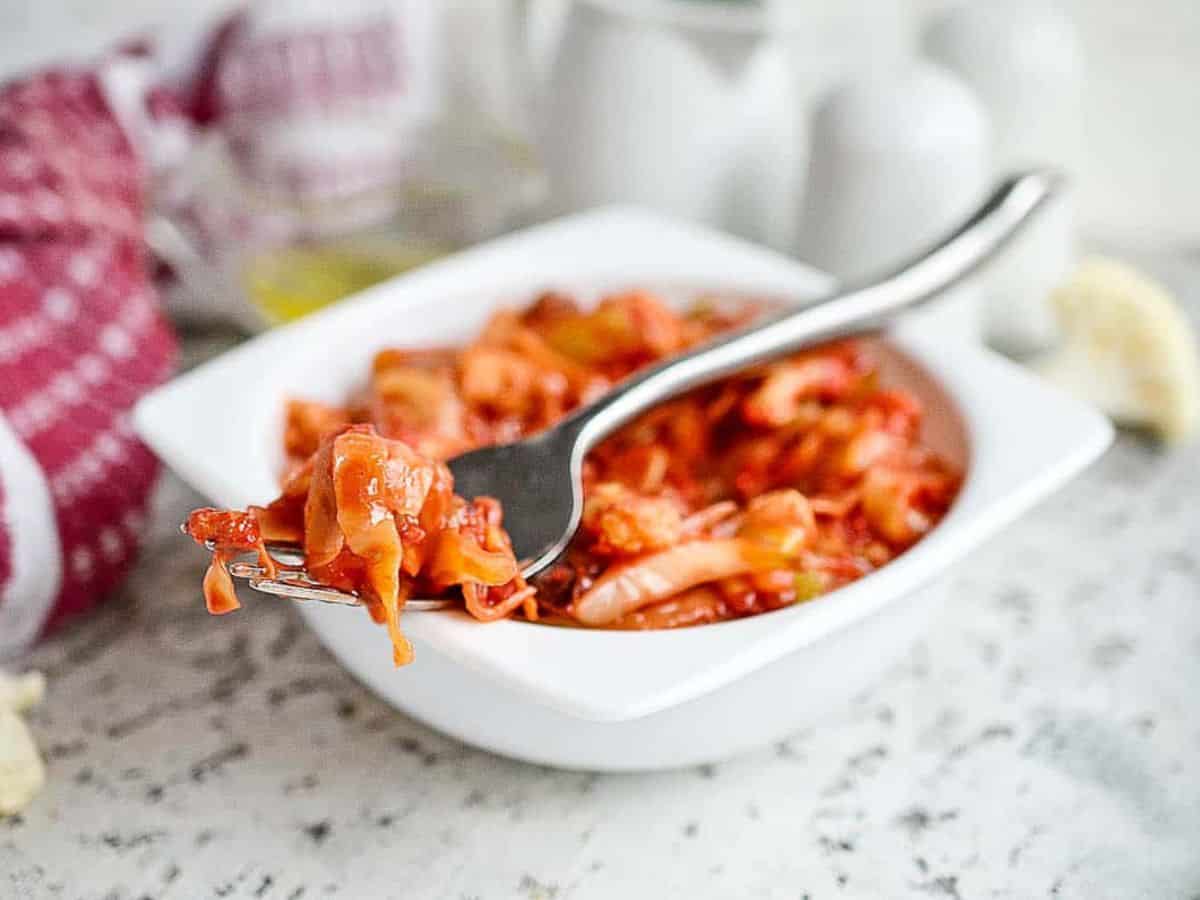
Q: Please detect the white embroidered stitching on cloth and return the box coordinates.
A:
[8,293,154,440]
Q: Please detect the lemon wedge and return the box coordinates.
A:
[1038,258,1200,443]
[0,671,45,817]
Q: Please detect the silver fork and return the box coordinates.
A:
[196,537,453,610]
[450,170,1063,578]
[202,169,1062,609]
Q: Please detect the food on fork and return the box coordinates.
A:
[186,426,527,665]
[187,291,961,665]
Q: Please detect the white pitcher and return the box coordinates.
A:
[519,0,907,249]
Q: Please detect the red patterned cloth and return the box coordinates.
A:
[0,70,176,657]
[0,2,432,657]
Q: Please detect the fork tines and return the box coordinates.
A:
[199,539,450,610]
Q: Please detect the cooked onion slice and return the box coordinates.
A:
[185,508,277,616]
[331,429,410,665]
[573,539,784,626]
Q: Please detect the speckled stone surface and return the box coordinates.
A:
[4,259,1200,900]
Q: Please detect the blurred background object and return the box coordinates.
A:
[1037,257,1200,443]
[797,59,989,343]
[6,0,1198,249]
[146,0,545,330]
[0,68,177,659]
[536,0,907,250]
[924,0,1082,355]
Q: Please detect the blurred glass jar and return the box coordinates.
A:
[152,122,544,331]
[150,0,545,332]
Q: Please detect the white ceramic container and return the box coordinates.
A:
[535,0,906,249]
[924,1,1084,355]
[539,0,795,246]
[135,207,1112,771]
[797,61,990,344]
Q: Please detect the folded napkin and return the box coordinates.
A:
[0,69,176,658]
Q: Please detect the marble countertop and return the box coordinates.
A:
[4,259,1200,900]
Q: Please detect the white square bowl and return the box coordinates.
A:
[135,207,1113,771]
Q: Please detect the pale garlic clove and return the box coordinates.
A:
[0,671,45,715]
[0,710,45,817]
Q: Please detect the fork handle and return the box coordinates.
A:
[562,169,1064,455]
